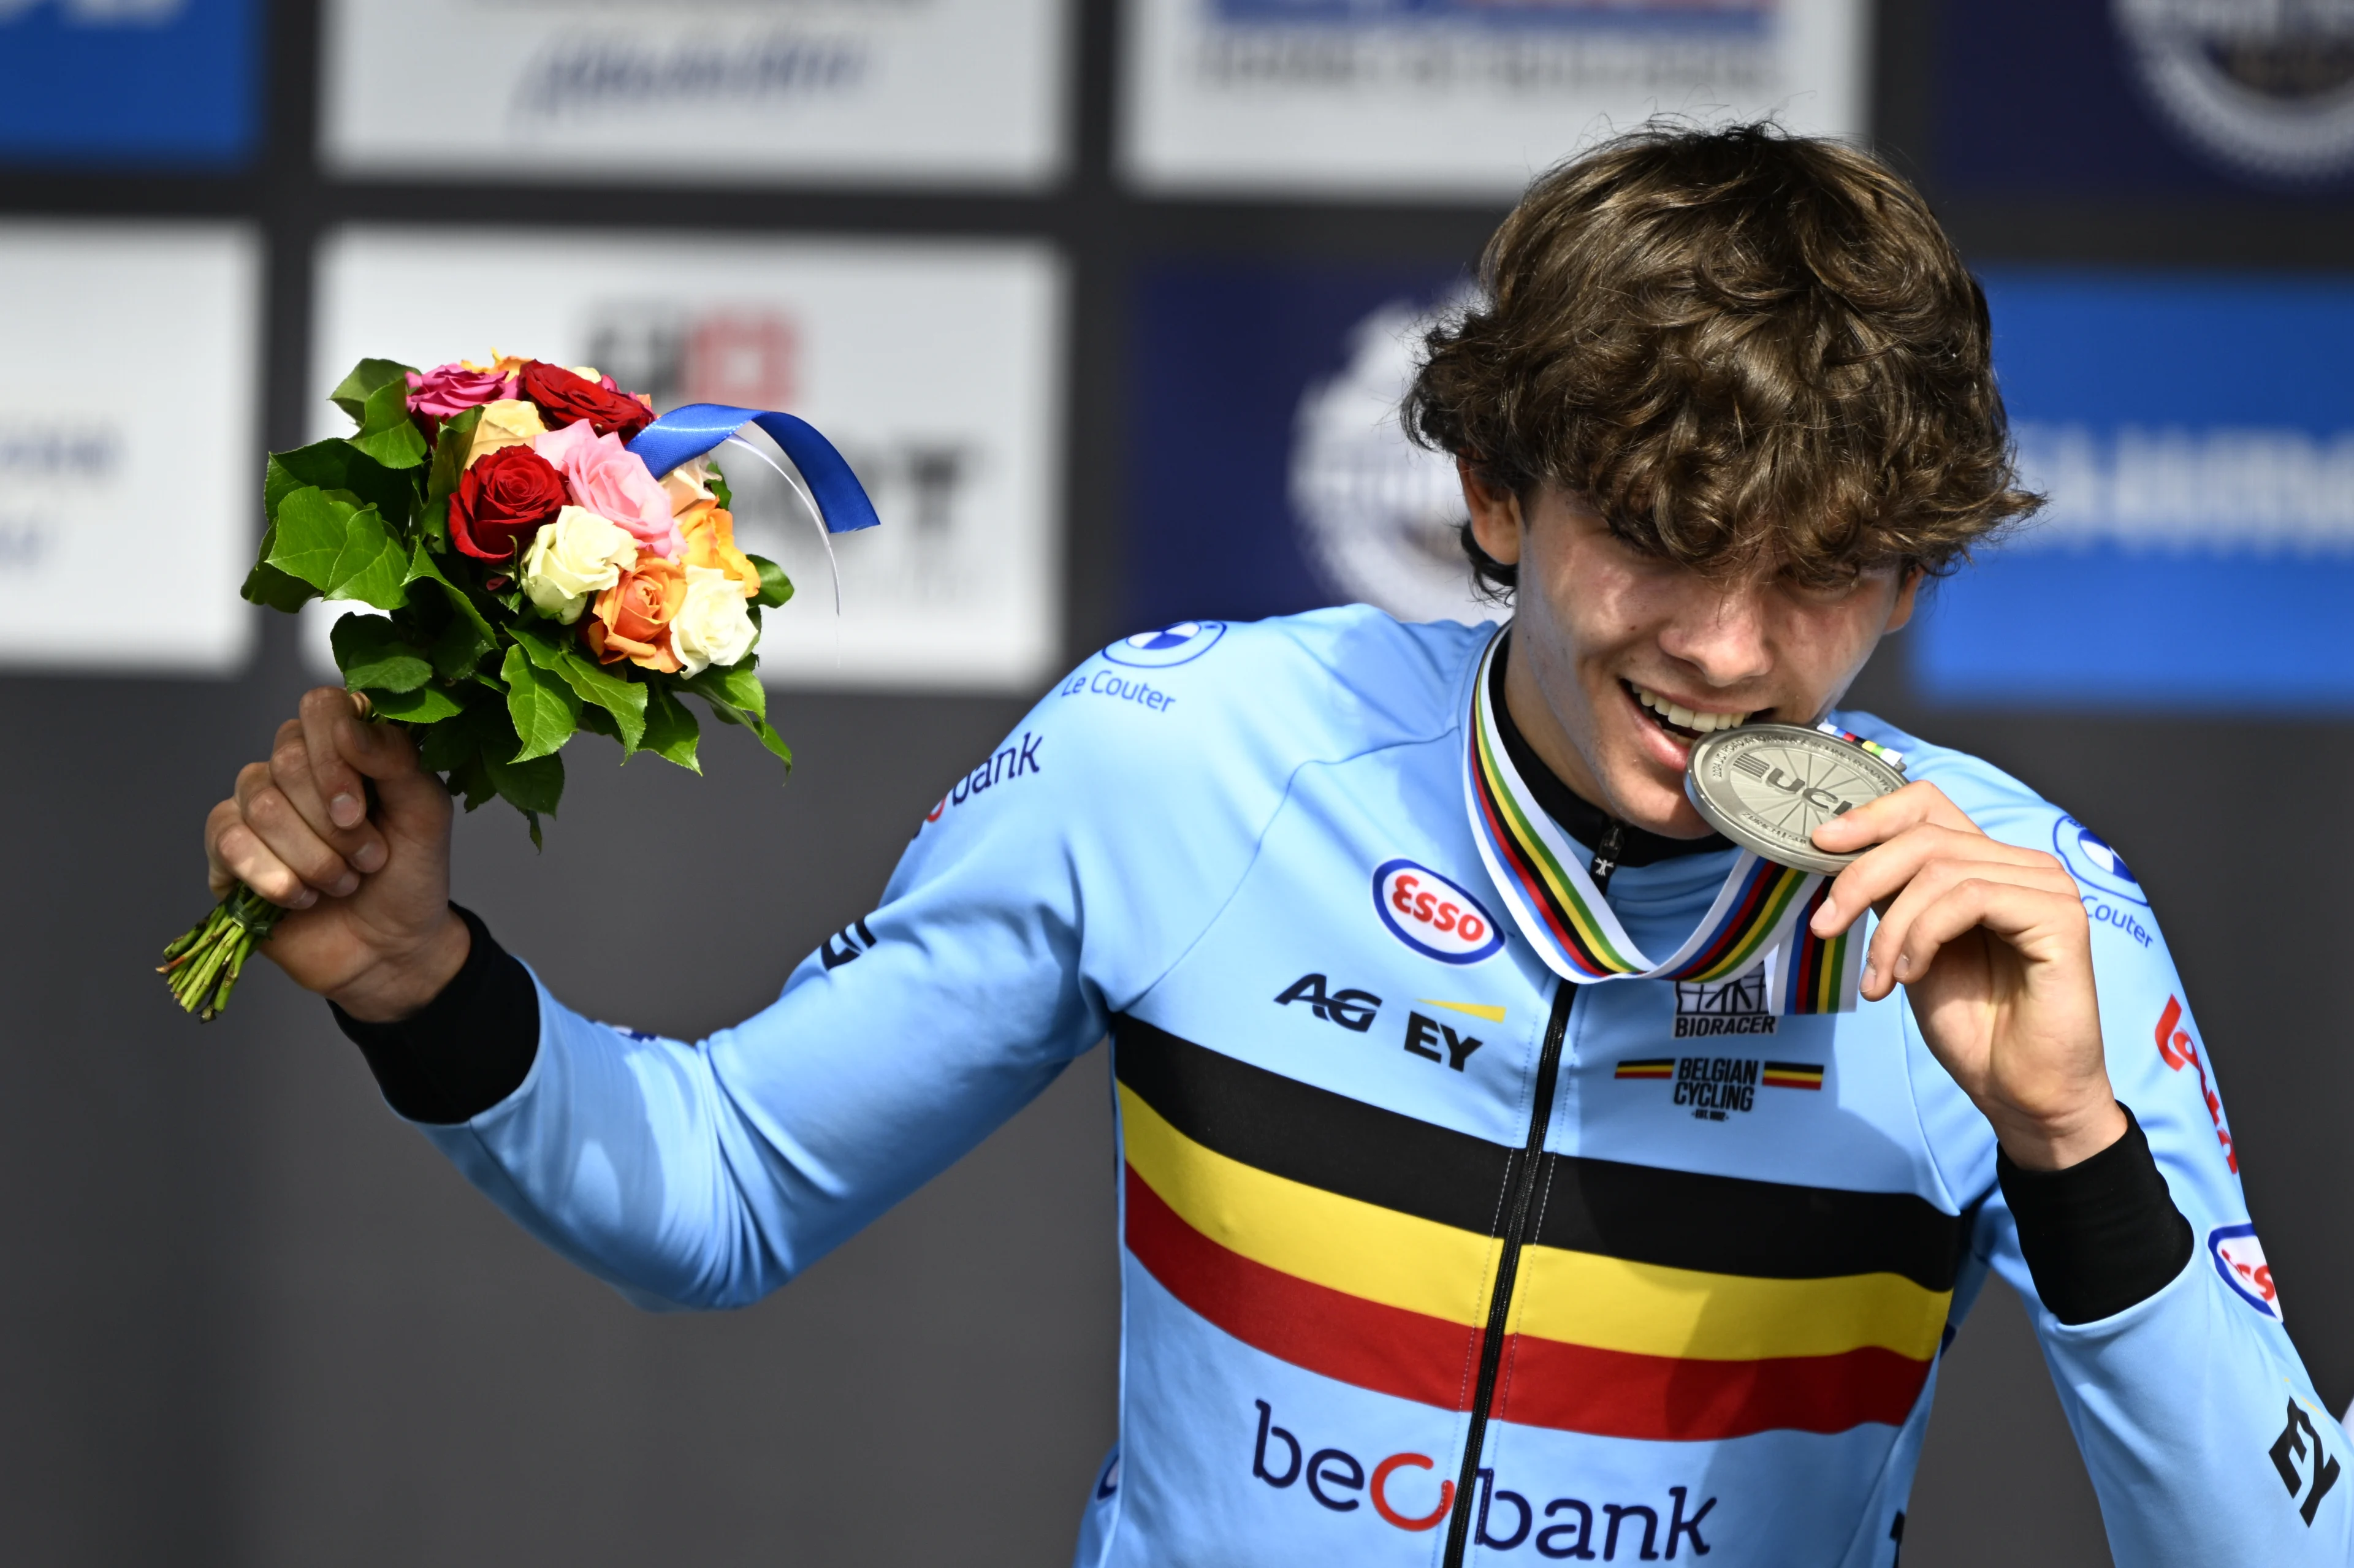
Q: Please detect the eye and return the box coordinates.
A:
[1780,565,1867,602]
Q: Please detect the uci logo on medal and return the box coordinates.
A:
[1373,859,1504,965]
[1104,620,1226,668]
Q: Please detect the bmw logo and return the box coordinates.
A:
[2053,815,2148,907]
[1103,620,1227,668]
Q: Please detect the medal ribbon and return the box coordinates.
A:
[1461,633,1865,1012]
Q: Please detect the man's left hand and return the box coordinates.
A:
[1808,782,2127,1171]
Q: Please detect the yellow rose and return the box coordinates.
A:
[466,398,547,468]
[463,350,529,376]
[677,499,760,598]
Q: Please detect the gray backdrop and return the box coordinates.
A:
[3,1,2349,1562]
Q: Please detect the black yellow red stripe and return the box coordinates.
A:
[1615,1058,1675,1081]
[1115,1019,1969,1440]
[1762,1061,1826,1090]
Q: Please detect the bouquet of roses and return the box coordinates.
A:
[160,352,869,1019]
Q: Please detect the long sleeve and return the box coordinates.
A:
[372,619,1387,1312]
[1952,853,2347,1561]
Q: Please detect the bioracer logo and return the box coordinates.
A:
[1674,973,1777,1038]
[1373,859,1503,965]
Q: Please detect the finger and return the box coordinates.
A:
[1861,852,2081,995]
[235,759,360,900]
[1873,877,2090,1000]
[209,789,320,910]
[270,713,392,875]
[1811,824,2060,938]
[1809,780,1978,856]
[299,686,373,832]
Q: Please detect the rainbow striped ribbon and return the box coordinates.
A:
[1462,634,1864,1013]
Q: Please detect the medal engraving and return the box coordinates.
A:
[1685,725,1908,876]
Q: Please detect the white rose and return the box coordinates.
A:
[519,506,638,624]
[661,454,715,516]
[669,564,760,676]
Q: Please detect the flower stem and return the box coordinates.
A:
[158,883,285,1021]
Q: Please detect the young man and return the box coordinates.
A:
[204,126,2341,1565]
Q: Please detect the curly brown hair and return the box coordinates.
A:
[1404,121,2040,598]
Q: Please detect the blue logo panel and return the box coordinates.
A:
[1914,270,2354,710]
[0,0,257,167]
[1103,620,1228,668]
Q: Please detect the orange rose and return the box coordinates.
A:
[676,499,760,598]
[584,550,687,672]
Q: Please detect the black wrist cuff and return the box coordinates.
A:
[1998,1105,2194,1326]
[329,904,540,1126]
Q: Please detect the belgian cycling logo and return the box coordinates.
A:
[1617,1054,1824,1120]
[2053,815,2147,907]
[1103,620,1226,668]
[1673,973,1777,1038]
[1373,859,1504,964]
[2208,1222,2284,1323]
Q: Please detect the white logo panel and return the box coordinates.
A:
[0,221,259,674]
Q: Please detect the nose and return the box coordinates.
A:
[1656,578,1774,688]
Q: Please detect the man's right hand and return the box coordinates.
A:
[204,685,469,1022]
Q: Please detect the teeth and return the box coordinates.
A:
[1634,685,1751,734]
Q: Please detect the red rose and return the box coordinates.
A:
[519,361,657,440]
[449,444,568,561]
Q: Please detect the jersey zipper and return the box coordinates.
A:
[1440,821,1620,1566]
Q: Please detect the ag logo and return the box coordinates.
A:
[2053,815,2147,907]
[2209,1222,2284,1322]
[1104,620,1225,668]
[1275,973,1382,1033]
[1373,859,1503,965]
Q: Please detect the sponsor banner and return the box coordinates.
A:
[310,227,1064,692]
[1129,261,1493,631]
[1121,0,1868,198]
[0,223,259,673]
[0,0,256,166]
[1938,0,2354,194]
[320,0,1068,186]
[1914,270,2354,709]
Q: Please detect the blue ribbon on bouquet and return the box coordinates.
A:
[627,403,881,535]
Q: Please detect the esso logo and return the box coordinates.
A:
[2209,1222,2285,1322]
[1373,859,1504,965]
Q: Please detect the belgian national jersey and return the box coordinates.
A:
[360,607,2345,1566]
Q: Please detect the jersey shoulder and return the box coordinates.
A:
[1059,606,1493,766]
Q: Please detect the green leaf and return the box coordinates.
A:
[685,660,769,724]
[241,539,318,613]
[747,554,794,609]
[267,487,357,590]
[486,743,564,819]
[639,683,701,773]
[405,544,498,647]
[576,703,620,742]
[426,612,493,681]
[368,683,467,723]
[419,708,485,772]
[421,406,481,549]
[511,623,647,754]
[329,358,416,425]
[747,714,793,769]
[501,644,581,763]
[707,465,733,509]
[325,504,411,610]
[449,750,497,813]
[349,378,430,470]
[266,439,417,533]
[330,613,431,693]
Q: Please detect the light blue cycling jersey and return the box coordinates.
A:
[418,607,2344,1566]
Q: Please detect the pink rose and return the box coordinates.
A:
[405,362,517,420]
[532,419,680,559]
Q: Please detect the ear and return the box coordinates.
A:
[1459,460,1523,566]
[1883,568,1922,634]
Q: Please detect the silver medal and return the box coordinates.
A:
[1684,725,1908,876]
